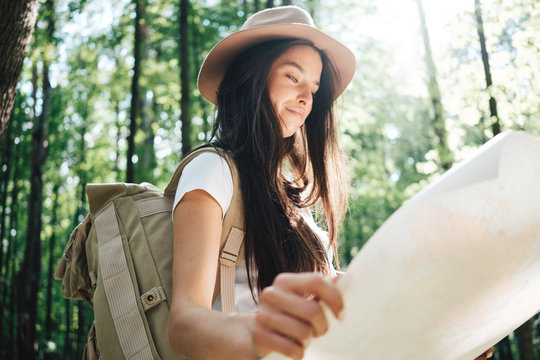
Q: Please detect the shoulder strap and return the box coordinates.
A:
[165,147,246,313]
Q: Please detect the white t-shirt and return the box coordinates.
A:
[173,152,335,312]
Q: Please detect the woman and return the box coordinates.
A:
[168,6,352,359]
[168,6,494,360]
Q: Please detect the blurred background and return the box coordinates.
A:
[0,0,538,358]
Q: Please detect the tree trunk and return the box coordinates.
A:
[180,0,192,156]
[0,111,14,294]
[254,0,260,12]
[474,0,501,136]
[114,101,122,178]
[496,335,514,360]
[17,56,51,359]
[7,220,20,360]
[75,129,88,357]
[44,185,60,337]
[127,0,145,182]
[282,0,292,5]
[415,0,452,171]
[1,116,22,360]
[63,300,71,360]
[265,0,274,8]
[515,319,535,360]
[17,1,55,354]
[0,0,39,148]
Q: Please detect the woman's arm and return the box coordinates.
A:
[168,189,344,360]
[168,189,255,359]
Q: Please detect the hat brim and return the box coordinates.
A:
[197,23,356,105]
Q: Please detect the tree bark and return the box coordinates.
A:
[0,0,39,149]
[474,0,501,136]
[415,0,452,171]
[180,0,192,156]
[127,0,145,182]
[266,0,274,8]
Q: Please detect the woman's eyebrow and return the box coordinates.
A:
[283,61,320,86]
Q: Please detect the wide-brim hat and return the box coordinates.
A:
[197,6,356,105]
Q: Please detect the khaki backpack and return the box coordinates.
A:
[55,147,245,359]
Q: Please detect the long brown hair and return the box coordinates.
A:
[209,39,349,295]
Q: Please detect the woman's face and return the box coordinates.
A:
[266,45,323,138]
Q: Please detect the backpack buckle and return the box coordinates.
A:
[219,250,238,267]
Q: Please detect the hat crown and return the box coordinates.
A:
[241,6,315,30]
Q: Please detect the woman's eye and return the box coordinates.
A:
[286,74,298,83]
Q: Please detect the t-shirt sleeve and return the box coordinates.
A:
[172,152,233,219]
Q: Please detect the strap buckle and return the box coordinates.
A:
[219,250,238,267]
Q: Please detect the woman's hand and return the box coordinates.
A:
[474,347,494,359]
[251,272,344,360]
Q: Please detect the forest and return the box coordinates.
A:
[0,0,538,359]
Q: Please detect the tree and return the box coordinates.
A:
[0,0,39,149]
[127,0,146,182]
[415,0,452,170]
[16,0,55,357]
[474,0,501,136]
[180,0,192,156]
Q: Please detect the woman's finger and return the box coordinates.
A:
[273,273,344,321]
[260,286,328,343]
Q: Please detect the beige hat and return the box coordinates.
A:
[197,6,356,105]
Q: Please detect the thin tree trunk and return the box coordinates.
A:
[127,0,145,182]
[254,0,260,12]
[180,0,192,156]
[515,319,535,360]
[282,0,292,5]
[64,300,71,360]
[76,303,87,359]
[114,101,122,178]
[496,335,514,360]
[0,0,39,147]
[7,220,20,360]
[0,110,14,296]
[474,0,501,136]
[44,184,60,336]
[17,52,52,359]
[75,124,87,357]
[265,0,274,8]
[1,122,22,360]
[415,0,452,171]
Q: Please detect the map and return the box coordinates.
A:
[264,131,540,360]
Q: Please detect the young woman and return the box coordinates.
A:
[168,6,353,359]
[168,6,494,360]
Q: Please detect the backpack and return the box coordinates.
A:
[54,147,245,359]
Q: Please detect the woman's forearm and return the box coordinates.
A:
[168,299,256,360]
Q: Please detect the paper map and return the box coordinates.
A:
[264,131,540,360]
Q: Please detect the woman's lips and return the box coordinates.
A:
[286,106,305,120]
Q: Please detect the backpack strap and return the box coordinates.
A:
[165,147,246,313]
[219,227,245,313]
[94,202,154,359]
